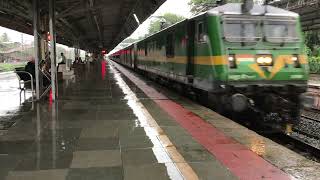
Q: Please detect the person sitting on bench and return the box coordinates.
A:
[25,57,35,79]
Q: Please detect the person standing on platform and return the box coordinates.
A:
[59,53,66,64]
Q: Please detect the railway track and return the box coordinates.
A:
[262,86,320,161]
[280,108,320,161]
[301,109,320,122]
[293,119,320,141]
[292,108,320,145]
[284,132,320,162]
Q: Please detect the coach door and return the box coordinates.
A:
[186,20,195,84]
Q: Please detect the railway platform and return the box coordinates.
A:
[0,60,319,180]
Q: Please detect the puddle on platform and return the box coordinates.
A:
[0,72,33,129]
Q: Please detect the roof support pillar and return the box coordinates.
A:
[74,40,80,59]
[49,0,57,101]
[33,0,41,100]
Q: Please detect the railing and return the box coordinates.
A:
[38,65,52,100]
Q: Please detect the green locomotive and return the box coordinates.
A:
[110,3,309,128]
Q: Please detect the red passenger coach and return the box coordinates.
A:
[113,45,135,68]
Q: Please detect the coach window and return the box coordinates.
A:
[166,33,174,57]
[197,22,205,42]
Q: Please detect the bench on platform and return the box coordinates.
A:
[14,67,34,91]
[14,67,35,103]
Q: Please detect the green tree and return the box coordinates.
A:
[189,0,218,14]
[148,13,185,35]
[148,21,162,35]
[304,31,320,56]
[0,32,10,42]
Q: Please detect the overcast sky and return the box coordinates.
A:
[0,0,192,47]
[0,26,34,44]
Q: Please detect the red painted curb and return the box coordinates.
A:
[113,62,292,180]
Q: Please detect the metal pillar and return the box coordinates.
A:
[33,0,40,100]
[49,0,57,101]
[74,48,77,59]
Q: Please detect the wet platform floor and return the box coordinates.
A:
[0,62,236,180]
[0,61,319,180]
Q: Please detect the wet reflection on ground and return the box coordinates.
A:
[0,72,33,116]
[109,64,185,180]
[0,72,33,131]
[0,61,196,180]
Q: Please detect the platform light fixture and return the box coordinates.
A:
[133,13,140,25]
[47,32,51,41]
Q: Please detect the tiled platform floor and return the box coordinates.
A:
[0,61,236,180]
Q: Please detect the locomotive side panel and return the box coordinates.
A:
[191,15,227,92]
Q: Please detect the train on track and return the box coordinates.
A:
[109,3,309,130]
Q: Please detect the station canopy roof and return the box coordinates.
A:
[270,0,320,31]
[0,0,165,51]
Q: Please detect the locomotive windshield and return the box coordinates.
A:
[223,17,299,43]
[223,19,261,42]
[264,20,299,43]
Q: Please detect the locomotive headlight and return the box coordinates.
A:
[256,55,273,66]
[228,54,237,69]
[291,55,301,68]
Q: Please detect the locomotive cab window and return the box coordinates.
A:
[223,18,261,42]
[197,22,206,42]
[264,19,299,43]
[166,33,174,57]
